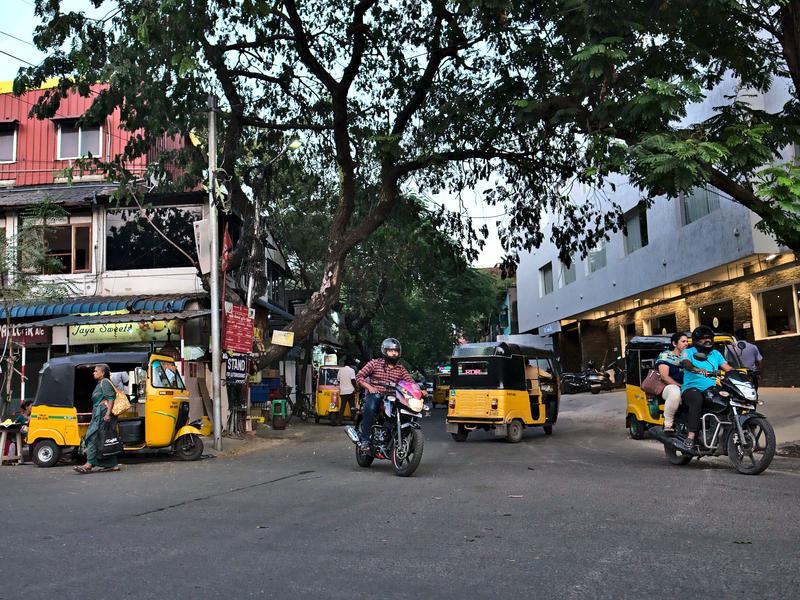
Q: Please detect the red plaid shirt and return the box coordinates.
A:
[356,358,413,390]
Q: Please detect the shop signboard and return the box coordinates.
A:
[224,305,254,354]
[0,323,51,346]
[225,352,249,384]
[69,320,180,345]
[271,330,294,347]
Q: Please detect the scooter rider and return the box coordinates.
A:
[355,338,421,450]
[680,326,734,453]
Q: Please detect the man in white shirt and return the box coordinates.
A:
[336,359,357,424]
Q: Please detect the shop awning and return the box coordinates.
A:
[255,297,295,322]
[0,295,201,319]
[26,309,210,327]
[0,184,117,208]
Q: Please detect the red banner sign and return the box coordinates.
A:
[224,305,254,354]
[0,323,51,346]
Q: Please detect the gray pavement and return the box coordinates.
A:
[2,390,799,599]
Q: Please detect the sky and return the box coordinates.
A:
[0,0,505,268]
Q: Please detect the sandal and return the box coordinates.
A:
[74,464,94,474]
[98,466,120,472]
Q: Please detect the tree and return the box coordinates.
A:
[16,0,567,365]
[507,0,800,261]
[1,202,73,416]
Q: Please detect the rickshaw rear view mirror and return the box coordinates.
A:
[135,367,147,401]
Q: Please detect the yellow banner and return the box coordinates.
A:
[271,330,295,347]
[69,320,180,345]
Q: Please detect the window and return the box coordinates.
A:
[151,360,186,390]
[106,206,202,270]
[561,259,576,286]
[625,321,637,339]
[27,223,92,274]
[540,262,554,296]
[58,123,102,159]
[623,203,649,254]
[651,313,677,335]
[588,242,607,273]
[0,128,17,162]
[681,186,720,225]
[698,300,734,333]
[759,285,798,337]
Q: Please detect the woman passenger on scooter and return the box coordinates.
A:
[657,332,689,435]
[680,326,734,453]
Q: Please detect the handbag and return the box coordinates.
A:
[112,388,131,416]
[641,368,666,396]
[98,417,123,457]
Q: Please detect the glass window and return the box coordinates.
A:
[698,300,734,333]
[43,227,71,274]
[59,123,102,158]
[625,322,636,339]
[458,361,489,376]
[319,368,339,386]
[151,360,186,389]
[540,262,554,295]
[0,129,16,162]
[562,259,576,286]
[106,205,202,270]
[761,286,797,337]
[652,313,677,335]
[74,226,91,271]
[588,243,607,272]
[682,186,720,225]
[623,203,649,254]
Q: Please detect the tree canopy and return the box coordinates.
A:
[16,0,800,361]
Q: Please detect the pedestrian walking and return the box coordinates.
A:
[734,328,763,389]
[74,364,120,474]
[336,358,357,425]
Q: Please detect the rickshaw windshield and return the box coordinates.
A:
[319,368,339,386]
[151,360,185,390]
[436,374,450,386]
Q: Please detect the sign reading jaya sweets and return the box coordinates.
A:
[69,320,180,345]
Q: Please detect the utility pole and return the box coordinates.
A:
[208,95,223,451]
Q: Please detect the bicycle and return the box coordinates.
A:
[286,391,312,424]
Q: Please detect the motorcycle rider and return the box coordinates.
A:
[680,326,734,453]
[355,338,421,450]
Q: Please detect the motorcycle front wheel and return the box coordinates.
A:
[728,417,776,475]
[392,428,424,477]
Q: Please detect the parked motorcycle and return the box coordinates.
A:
[648,368,775,475]
[560,371,590,394]
[345,381,429,477]
[584,360,613,394]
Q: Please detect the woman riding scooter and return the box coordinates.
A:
[679,326,734,454]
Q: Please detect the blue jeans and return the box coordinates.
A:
[359,393,383,442]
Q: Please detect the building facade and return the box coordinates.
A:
[517,79,799,386]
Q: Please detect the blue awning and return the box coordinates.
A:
[0,295,199,319]
[255,297,294,321]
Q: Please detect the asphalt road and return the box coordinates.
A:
[3,391,800,599]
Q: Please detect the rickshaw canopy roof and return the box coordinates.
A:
[626,333,736,352]
[34,352,151,408]
[453,341,553,359]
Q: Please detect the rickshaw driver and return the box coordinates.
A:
[355,338,425,450]
[680,326,734,454]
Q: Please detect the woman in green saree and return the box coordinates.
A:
[74,364,120,473]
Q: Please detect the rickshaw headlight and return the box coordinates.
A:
[448,398,455,409]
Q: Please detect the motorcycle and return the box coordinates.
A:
[345,381,429,477]
[560,371,590,394]
[584,360,613,394]
[648,367,776,475]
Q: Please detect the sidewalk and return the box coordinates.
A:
[204,419,315,458]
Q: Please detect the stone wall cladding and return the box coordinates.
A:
[598,263,800,387]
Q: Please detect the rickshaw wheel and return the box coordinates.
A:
[33,439,61,468]
[628,416,646,440]
[451,425,469,442]
[175,434,204,461]
[543,425,553,436]
[506,420,524,443]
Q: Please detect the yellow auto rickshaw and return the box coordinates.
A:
[27,352,211,467]
[314,365,353,425]
[625,333,745,439]
[446,342,560,443]
[432,369,451,407]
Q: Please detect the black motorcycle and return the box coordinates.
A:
[560,371,590,394]
[345,381,428,477]
[649,369,775,475]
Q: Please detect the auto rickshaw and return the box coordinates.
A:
[314,365,353,425]
[432,368,451,407]
[625,333,745,439]
[27,352,212,467]
[446,342,560,443]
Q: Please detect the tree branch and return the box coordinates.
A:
[281,0,339,93]
[241,115,332,131]
[340,0,378,91]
